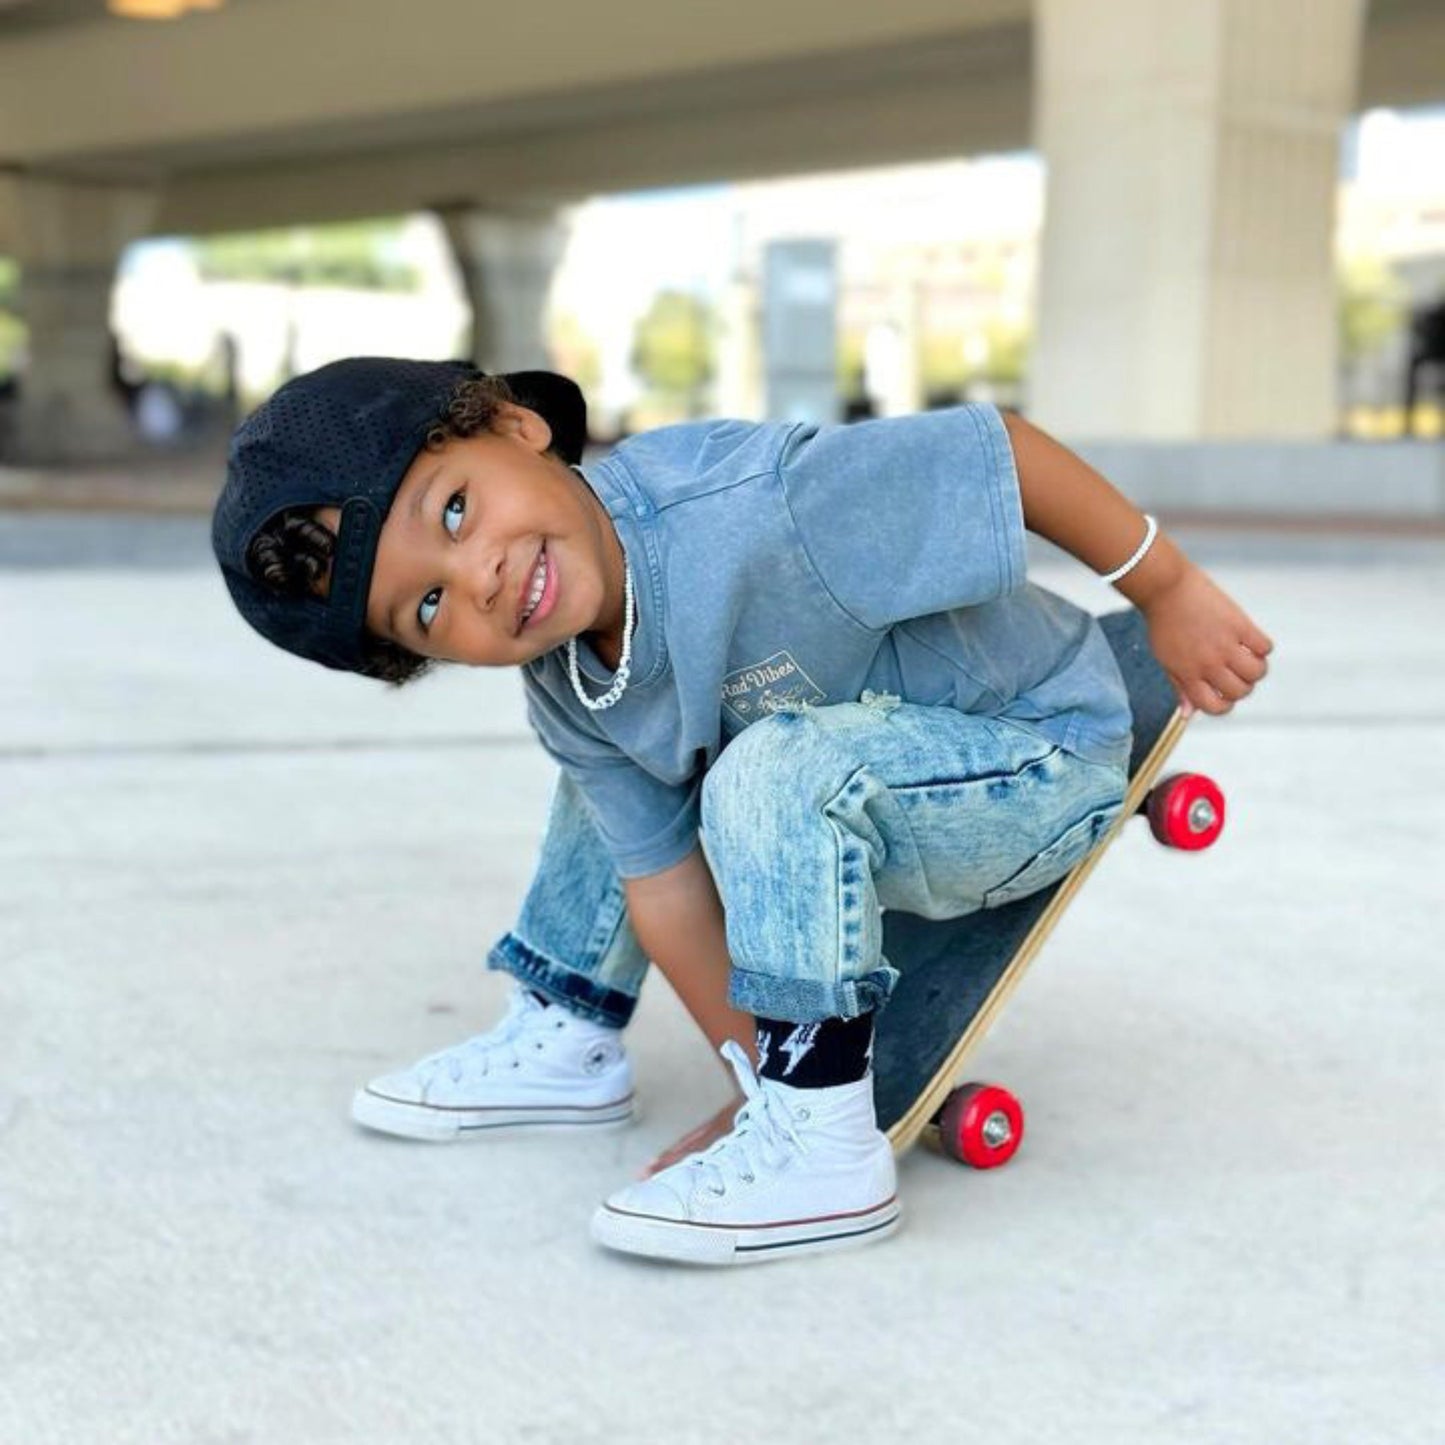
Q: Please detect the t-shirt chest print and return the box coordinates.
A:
[720,650,828,728]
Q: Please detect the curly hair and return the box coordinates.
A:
[243,372,521,686]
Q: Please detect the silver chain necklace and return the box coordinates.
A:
[566,559,635,712]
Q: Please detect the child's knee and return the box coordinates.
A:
[701,711,810,828]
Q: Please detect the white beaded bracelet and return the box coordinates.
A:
[1100,513,1159,585]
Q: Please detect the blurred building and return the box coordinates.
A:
[102,128,1445,442]
[2,0,1444,496]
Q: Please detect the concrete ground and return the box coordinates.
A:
[2,510,1442,1445]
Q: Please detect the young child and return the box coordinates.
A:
[213,356,1271,1266]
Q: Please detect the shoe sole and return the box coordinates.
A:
[351,1089,635,1141]
[589,1196,901,1265]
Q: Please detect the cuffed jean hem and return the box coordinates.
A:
[727,960,901,1025]
[487,933,639,1029]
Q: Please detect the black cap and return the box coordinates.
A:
[211,356,587,673]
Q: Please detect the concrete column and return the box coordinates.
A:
[1029,0,1366,440]
[0,175,158,463]
[434,205,567,373]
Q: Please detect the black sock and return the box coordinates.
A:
[755,1013,874,1088]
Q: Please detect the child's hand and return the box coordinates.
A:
[1141,562,1274,717]
[640,1096,742,1178]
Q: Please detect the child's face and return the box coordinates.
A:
[319,403,623,668]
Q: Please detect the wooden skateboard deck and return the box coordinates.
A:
[873,607,1211,1158]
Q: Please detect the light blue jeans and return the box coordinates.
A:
[488,697,1128,1026]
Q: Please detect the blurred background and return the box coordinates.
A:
[0,0,1442,513]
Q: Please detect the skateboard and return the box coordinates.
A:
[872,607,1226,1166]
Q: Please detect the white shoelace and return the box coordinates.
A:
[416,990,559,1085]
[685,1041,811,1198]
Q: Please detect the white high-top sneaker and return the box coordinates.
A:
[591,1041,898,1265]
[352,988,634,1141]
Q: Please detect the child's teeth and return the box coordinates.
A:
[523,556,546,619]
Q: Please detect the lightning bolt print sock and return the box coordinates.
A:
[755,1013,875,1089]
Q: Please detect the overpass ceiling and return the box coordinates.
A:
[0,0,1441,232]
[0,0,1031,176]
[14,21,1034,182]
[0,0,128,34]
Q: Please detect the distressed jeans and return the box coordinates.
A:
[488,697,1128,1026]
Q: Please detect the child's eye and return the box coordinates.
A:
[443,491,466,536]
[417,587,442,631]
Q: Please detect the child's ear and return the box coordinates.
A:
[495,401,554,454]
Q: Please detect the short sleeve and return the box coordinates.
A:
[524,681,701,879]
[778,404,1026,630]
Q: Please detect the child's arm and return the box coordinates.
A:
[1002,412,1273,716]
[623,849,753,1175]
[623,847,753,1056]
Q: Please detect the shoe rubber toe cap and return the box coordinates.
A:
[362,1071,429,1106]
[605,1176,691,1223]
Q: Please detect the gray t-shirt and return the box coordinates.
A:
[523,405,1132,879]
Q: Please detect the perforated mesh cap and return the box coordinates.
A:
[212,357,587,673]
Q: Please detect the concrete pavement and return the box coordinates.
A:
[2,512,1442,1444]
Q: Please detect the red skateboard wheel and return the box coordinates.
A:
[938,1083,1024,1169]
[1146,772,1225,850]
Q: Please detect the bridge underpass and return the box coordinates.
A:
[1,0,1442,482]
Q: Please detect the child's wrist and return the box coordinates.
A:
[1113,531,1189,610]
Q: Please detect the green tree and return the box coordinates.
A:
[550,311,604,397]
[0,257,23,380]
[1338,252,1408,364]
[981,317,1030,386]
[0,313,24,380]
[630,290,715,407]
[920,317,1031,396]
[836,330,867,395]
